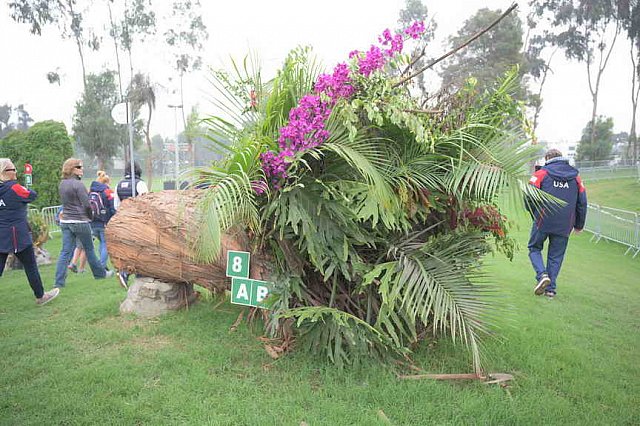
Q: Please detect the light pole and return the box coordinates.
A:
[168,104,183,188]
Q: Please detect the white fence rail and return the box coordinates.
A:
[584,204,640,258]
[578,164,639,182]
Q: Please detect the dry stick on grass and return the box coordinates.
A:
[398,372,514,384]
[229,310,244,333]
[393,3,519,88]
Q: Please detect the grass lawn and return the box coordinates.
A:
[1,217,639,424]
[584,177,640,212]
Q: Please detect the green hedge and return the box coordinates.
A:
[0,121,73,207]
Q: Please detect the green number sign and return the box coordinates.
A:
[231,278,253,306]
[251,279,271,308]
[230,278,273,309]
[226,250,250,278]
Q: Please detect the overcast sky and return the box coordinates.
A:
[0,0,634,147]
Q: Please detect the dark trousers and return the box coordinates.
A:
[527,225,569,294]
[0,245,45,299]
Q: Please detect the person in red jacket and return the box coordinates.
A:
[0,158,59,305]
[526,149,588,298]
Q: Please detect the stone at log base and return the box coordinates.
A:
[4,247,52,270]
[120,277,197,318]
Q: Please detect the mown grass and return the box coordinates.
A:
[585,177,640,212]
[1,214,639,424]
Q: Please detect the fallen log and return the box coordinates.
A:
[105,190,268,292]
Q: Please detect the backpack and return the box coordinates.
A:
[89,191,108,222]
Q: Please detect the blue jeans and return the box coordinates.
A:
[55,222,106,287]
[0,245,45,299]
[91,224,108,269]
[527,225,569,294]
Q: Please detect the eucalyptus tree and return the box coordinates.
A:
[162,0,209,127]
[576,116,615,162]
[529,0,621,150]
[105,0,156,99]
[9,0,100,89]
[396,0,435,98]
[72,71,124,169]
[440,8,529,100]
[618,0,640,161]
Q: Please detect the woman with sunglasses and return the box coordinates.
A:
[0,158,60,305]
[54,158,113,288]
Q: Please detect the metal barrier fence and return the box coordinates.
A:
[578,164,639,181]
[584,204,640,258]
[41,205,62,234]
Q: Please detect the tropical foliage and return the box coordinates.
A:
[194,22,542,373]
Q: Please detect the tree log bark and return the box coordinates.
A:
[105,190,268,292]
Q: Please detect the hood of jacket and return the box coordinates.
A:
[0,179,17,198]
[90,181,109,192]
[543,157,578,181]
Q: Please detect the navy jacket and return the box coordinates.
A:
[89,181,116,225]
[0,180,37,253]
[527,157,588,237]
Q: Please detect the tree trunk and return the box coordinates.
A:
[145,108,154,190]
[105,190,269,292]
[630,42,640,162]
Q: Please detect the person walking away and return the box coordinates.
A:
[90,171,116,269]
[54,158,113,288]
[114,161,148,209]
[526,149,588,298]
[0,158,59,305]
[114,161,148,288]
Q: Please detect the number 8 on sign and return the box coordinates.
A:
[226,250,250,279]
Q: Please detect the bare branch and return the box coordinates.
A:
[394,3,519,88]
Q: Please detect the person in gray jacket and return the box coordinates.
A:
[54,158,112,288]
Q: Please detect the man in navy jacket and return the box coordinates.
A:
[526,149,588,298]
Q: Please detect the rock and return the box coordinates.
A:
[34,246,52,266]
[119,276,198,318]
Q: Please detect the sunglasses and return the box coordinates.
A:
[75,165,83,169]
[5,168,16,172]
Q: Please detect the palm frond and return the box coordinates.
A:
[191,141,264,262]
[378,231,499,374]
[278,306,407,368]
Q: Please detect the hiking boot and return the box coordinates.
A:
[67,264,78,273]
[36,288,60,305]
[544,291,556,299]
[534,273,551,296]
[117,271,129,290]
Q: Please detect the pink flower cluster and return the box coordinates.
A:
[260,21,426,187]
[314,62,355,101]
[404,21,426,39]
[261,62,355,183]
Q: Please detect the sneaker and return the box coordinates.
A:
[117,271,129,290]
[105,270,114,278]
[67,264,78,273]
[36,288,60,305]
[534,273,551,296]
[544,291,556,299]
